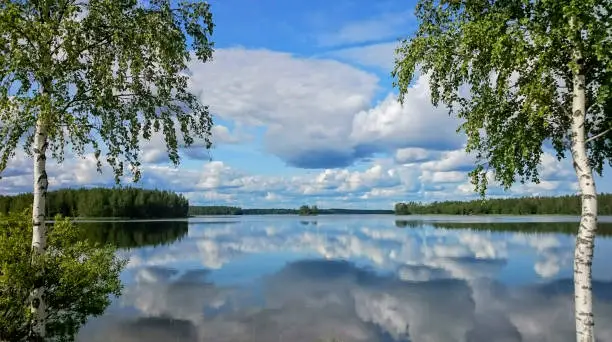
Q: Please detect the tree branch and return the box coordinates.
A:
[62,91,164,112]
[586,128,612,143]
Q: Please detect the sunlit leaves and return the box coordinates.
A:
[0,0,215,183]
[393,0,611,195]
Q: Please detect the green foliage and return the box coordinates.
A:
[394,193,612,215]
[298,205,319,216]
[393,0,612,194]
[0,187,189,218]
[0,0,215,182]
[0,211,126,341]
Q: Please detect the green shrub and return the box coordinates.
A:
[0,211,126,341]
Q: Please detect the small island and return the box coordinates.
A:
[298,205,318,216]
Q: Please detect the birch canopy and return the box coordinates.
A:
[393,0,611,193]
[393,1,611,341]
[0,0,215,338]
[0,0,215,181]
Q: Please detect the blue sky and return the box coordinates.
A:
[1,0,610,209]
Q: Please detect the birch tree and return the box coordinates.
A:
[0,0,214,338]
[393,1,611,341]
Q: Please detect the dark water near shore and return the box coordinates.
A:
[76,215,612,342]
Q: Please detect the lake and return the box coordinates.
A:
[76,215,612,342]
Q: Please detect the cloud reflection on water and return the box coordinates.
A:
[79,217,612,341]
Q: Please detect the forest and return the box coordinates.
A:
[394,194,612,215]
[188,205,244,215]
[188,205,394,215]
[0,187,189,219]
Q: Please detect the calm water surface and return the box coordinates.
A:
[77,215,612,342]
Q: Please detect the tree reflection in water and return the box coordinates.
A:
[76,220,189,249]
[395,219,612,236]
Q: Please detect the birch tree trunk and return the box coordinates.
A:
[570,58,597,342]
[30,116,49,339]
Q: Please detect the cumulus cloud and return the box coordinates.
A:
[350,78,464,154]
[1,145,583,207]
[185,47,467,169]
[210,124,250,145]
[187,48,380,168]
[0,44,589,205]
[0,151,120,195]
[137,122,247,164]
[395,147,434,164]
[421,170,466,184]
[419,149,476,172]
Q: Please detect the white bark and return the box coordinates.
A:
[31,116,49,339]
[570,64,597,342]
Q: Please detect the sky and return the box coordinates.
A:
[1,0,611,209]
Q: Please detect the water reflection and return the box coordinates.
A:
[77,220,189,249]
[396,219,612,236]
[77,216,612,341]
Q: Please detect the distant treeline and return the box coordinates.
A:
[0,188,189,218]
[189,206,393,216]
[189,206,244,215]
[394,220,612,237]
[394,194,612,215]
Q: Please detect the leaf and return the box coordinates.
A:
[0,211,126,341]
[393,0,611,195]
[0,0,216,182]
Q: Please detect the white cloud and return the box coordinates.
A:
[316,12,412,47]
[188,48,378,127]
[1,152,119,195]
[0,42,588,206]
[395,147,433,164]
[0,147,582,209]
[184,48,470,169]
[420,149,476,172]
[210,124,250,145]
[264,192,282,201]
[0,150,32,181]
[350,76,464,153]
[421,170,466,184]
[188,47,381,168]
